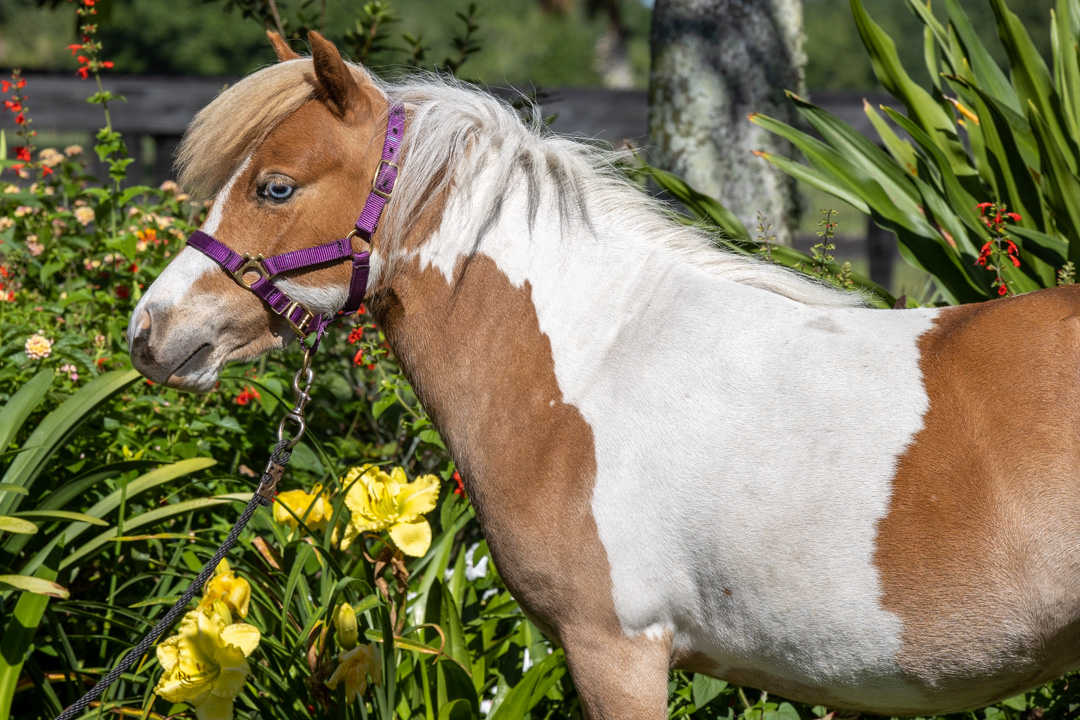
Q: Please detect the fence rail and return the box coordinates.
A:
[0,72,903,285]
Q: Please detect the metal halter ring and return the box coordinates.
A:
[232,253,268,289]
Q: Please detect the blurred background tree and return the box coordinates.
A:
[649,0,806,245]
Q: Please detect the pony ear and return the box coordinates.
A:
[308,31,356,115]
[267,30,300,61]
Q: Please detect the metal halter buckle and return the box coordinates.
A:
[371,159,399,199]
[282,301,315,337]
[232,253,268,289]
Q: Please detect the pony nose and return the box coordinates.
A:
[128,306,167,382]
[129,307,152,349]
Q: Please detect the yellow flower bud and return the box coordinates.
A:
[334,602,359,650]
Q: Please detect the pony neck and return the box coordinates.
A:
[369,161,790,471]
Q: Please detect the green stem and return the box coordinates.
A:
[99,471,128,658]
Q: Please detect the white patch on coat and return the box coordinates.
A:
[275,278,348,315]
[415,162,941,711]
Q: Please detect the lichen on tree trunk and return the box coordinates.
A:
[648,0,805,244]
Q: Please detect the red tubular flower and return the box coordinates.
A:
[974,202,993,213]
[67,44,83,56]
[235,386,261,405]
[14,113,25,124]
[14,146,30,162]
[0,81,9,93]
[4,101,21,112]
[75,67,89,80]
[1006,212,1022,223]
[353,347,365,365]
[998,284,1009,296]
[347,327,364,344]
[452,471,465,496]
[15,79,24,89]
[41,166,53,177]
[102,61,113,69]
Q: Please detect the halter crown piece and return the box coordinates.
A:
[187,103,406,350]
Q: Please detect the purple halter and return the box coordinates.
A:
[186,103,406,346]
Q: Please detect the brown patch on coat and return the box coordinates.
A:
[876,286,1080,708]
[370,254,671,718]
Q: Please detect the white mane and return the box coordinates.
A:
[379,74,864,308]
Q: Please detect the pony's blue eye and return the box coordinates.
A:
[262,179,295,203]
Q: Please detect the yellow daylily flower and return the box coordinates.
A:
[155,608,261,720]
[273,483,332,532]
[339,465,439,556]
[333,602,359,650]
[200,559,251,619]
[325,643,381,704]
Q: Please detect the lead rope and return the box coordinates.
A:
[54,347,316,720]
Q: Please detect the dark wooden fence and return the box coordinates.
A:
[0,72,903,285]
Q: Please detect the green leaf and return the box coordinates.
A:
[0,542,61,717]
[0,574,68,598]
[0,484,28,496]
[692,673,728,708]
[418,429,445,449]
[863,99,918,176]
[641,163,751,241]
[751,150,870,215]
[1001,693,1027,710]
[0,368,139,515]
[943,0,1020,111]
[372,395,397,419]
[1030,101,1080,263]
[14,510,108,526]
[0,369,54,457]
[437,699,473,720]
[990,0,1078,172]
[489,649,567,720]
[0,516,37,534]
[851,0,974,178]
[60,496,234,570]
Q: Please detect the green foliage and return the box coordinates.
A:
[751,0,1080,306]
[636,161,898,307]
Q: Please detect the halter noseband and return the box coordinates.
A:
[186,103,406,347]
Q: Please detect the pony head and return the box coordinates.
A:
[128,32,390,392]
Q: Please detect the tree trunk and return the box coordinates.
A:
[648,0,805,244]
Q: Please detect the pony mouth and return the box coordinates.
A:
[165,343,216,391]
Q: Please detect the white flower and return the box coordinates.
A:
[25,332,52,360]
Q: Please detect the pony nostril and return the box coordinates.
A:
[129,308,152,348]
[137,308,151,333]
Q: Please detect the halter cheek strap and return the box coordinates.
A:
[185,103,406,346]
